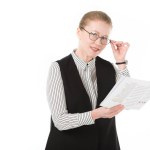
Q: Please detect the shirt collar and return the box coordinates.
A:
[71,50,95,71]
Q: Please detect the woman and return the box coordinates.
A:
[45,11,130,150]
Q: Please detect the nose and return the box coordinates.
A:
[94,38,101,45]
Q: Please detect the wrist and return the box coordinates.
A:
[91,109,99,120]
[117,64,127,70]
[115,60,128,65]
[116,60,128,70]
[91,108,103,120]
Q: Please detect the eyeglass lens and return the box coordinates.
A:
[89,33,109,45]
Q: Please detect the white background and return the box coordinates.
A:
[0,0,150,149]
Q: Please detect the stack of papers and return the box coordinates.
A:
[100,76,150,109]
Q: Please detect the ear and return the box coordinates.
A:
[76,27,81,39]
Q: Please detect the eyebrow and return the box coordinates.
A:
[91,31,109,37]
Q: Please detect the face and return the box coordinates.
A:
[77,20,112,60]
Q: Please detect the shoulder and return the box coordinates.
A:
[96,56,113,66]
[47,61,63,82]
[56,54,72,65]
[48,61,60,74]
[48,53,72,73]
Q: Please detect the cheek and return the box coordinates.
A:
[100,46,107,52]
[102,45,107,49]
[80,37,91,47]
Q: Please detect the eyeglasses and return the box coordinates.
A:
[80,27,111,45]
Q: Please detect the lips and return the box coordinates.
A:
[90,46,100,52]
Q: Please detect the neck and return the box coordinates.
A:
[75,49,93,62]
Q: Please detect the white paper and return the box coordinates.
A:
[100,76,150,109]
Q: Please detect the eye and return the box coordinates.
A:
[90,32,99,40]
[101,36,108,40]
[91,32,98,37]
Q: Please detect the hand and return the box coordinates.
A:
[110,40,130,62]
[91,104,124,120]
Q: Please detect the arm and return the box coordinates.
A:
[91,64,127,121]
[113,64,130,81]
[91,104,124,120]
[91,40,130,120]
[47,62,125,126]
[46,62,94,131]
[110,40,130,80]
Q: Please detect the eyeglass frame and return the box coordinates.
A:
[80,26,111,45]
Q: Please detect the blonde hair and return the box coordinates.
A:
[79,11,112,29]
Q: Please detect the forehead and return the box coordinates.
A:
[85,20,112,35]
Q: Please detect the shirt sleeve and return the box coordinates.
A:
[46,62,94,131]
[112,64,130,81]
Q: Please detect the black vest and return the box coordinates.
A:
[45,54,120,150]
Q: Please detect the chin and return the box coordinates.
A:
[89,50,101,58]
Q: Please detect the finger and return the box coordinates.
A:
[116,41,123,44]
[114,107,124,115]
[108,106,124,118]
[110,39,124,46]
[108,105,124,114]
[117,42,130,48]
[110,104,124,111]
[110,42,116,50]
[110,40,116,43]
[110,41,118,51]
[114,41,123,46]
[123,42,130,48]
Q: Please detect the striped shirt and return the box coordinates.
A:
[46,50,130,131]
